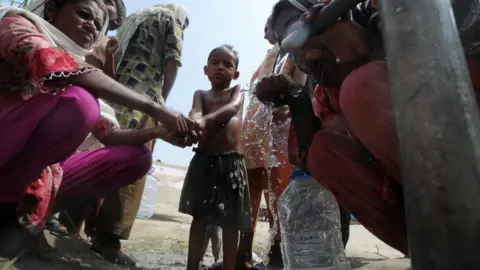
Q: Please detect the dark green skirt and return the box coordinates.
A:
[179,150,252,230]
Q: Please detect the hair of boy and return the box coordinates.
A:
[208,44,240,69]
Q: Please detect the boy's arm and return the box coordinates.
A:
[85,37,110,71]
[203,85,244,128]
[103,37,120,79]
[84,37,118,78]
[189,90,204,120]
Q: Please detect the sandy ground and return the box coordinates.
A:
[1,186,411,270]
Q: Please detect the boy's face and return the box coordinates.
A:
[204,49,240,87]
[103,0,123,30]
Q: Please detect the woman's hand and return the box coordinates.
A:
[152,105,198,136]
[154,124,195,148]
[167,135,190,148]
[169,113,197,136]
[255,74,292,106]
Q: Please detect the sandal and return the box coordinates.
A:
[45,217,70,238]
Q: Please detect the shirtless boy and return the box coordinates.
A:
[179,45,252,270]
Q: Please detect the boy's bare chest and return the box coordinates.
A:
[202,92,231,113]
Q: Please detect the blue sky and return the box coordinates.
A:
[122,0,278,166]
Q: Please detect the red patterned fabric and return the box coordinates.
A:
[30,48,81,82]
[312,85,341,130]
[0,15,93,100]
[17,164,62,234]
[0,15,93,233]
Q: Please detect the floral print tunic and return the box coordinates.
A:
[242,45,302,169]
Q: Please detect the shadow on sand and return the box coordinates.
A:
[149,213,184,223]
[349,256,388,269]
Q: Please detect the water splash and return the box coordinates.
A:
[243,85,279,260]
[242,83,293,263]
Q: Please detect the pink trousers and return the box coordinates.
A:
[0,87,152,216]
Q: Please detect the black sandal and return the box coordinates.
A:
[91,241,142,268]
[45,217,70,238]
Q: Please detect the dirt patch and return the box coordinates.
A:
[1,198,410,269]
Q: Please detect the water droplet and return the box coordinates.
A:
[218,203,224,210]
[232,183,237,189]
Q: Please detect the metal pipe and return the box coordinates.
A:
[379,0,480,268]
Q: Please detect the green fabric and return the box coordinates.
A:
[179,150,252,230]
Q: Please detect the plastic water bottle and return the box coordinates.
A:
[278,168,350,270]
[137,173,158,219]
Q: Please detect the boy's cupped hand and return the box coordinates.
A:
[106,36,120,56]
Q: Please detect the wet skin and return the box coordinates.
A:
[191,49,244,153]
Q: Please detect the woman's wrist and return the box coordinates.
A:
[146,101,170,124]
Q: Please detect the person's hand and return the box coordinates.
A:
[272,106,291,125]
[254,74,292,106]
[195,117,208,131]
[167,135,191,148]
[105,36,120,56]
[154,125,194,148]
[187,130,200,144]
[300,19,370,65]
[287,3,369,70]
[165,112,198,136]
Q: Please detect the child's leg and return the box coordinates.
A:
[237,168,266,267]
[265,154,292,268]
[222,226,239,270]
[200,226,211,264]
[187,218,208,270]
[211,225,222,262]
